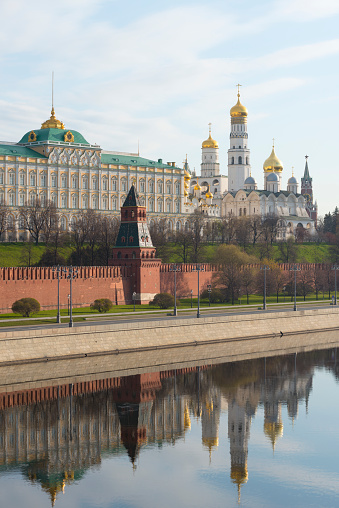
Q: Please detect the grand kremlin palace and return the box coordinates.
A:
[0,107,194,242]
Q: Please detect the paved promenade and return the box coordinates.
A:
[0,306,338,369]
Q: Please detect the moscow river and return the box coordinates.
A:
[0,342,338,507]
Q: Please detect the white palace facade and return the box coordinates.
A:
[0,107,192,241]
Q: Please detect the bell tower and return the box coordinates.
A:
[109,185,161,303]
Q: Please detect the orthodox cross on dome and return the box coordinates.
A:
[272,137,275,148]
[305,155,309,160]
[236,83,242,96]
[292,166,294,176]
[52,71,54,110]
[208,122,212,135]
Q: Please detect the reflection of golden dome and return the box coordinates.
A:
[202,437,219,449]
[202,133,219,149]
[230,464,248,485]
[263,146,283,172]
[41,107,65,130]
[264,421,283,449]
[230,93,248,119]
[184,406,191,430]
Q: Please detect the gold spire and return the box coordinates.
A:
[41,73,65,129]
[202,123,219,149]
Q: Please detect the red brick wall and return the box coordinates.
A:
[0,266,132,312]
[0,262,334,313]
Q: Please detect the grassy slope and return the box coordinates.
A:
[0,242,332,267]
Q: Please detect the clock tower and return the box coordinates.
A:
[301,156,317,224]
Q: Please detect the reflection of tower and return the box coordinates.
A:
[201,390,221,459]
[113,373,162,466]
[264,401,283,451]
[228,400,251,502]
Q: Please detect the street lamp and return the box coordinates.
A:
[190,289,193,309]
[67,294,70,316]
[260,265,270,310]
[332,265,339,305]
[63,266,78,327]
[169,264,181,316]
[290,265,301,311]
[283,285,286,303]
[52,265,63,323]
[192,264,205,318]
[132,291,136,312]
[207,284,212,307]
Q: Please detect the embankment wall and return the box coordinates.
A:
[1,307,338,367]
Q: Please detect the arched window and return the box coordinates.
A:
[246,157,249,165]
[117,252,121,259]
[231,157,234,164]
[238,156,242,164]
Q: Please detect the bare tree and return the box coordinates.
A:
[97,216,120,265]
[277,237,299,263]
[190,210,206,262]
[174,229,193,263]
[248,215,262,246]
[21,199,55,245]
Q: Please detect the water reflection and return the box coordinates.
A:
[0,348,338,506]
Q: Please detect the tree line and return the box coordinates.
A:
[0,200,119,266]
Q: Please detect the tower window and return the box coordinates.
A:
[231,157,234,164]
[239,145,241,149]
[238,156,242,164]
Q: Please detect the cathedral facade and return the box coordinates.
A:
[189,90,317,236]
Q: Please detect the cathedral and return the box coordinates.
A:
[189,89,317,237]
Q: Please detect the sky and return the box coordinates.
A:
[0,0,338,217]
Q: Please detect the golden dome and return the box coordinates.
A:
[202,437,219,449]
[202,133,218,149]
[230,93,248,119]
[263,145,283,172]
[230,465,248,485]
[184,189,189,197]
[205,191,213,199]
[41,107,65,130]
[194,181,201,191]
[184,170,191,180]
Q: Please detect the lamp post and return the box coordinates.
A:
[193,264,205,318]
[63,267,78,327]
[132,291,136,312]
[283,285,286,303]
[260,265,270,310]
[290,265,301,311]
[332,265,339,305]
[207,284,212,307]
[191,289,193,308]
[67,294,70,316]
[52,265,62,323]
[169,264,181,316]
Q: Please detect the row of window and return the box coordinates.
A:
[229,156,249,165]
[0,173,181,194]
[3,194,181,213]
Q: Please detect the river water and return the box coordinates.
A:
[0,345,338,508]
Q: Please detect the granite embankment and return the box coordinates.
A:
[0,307,339,367]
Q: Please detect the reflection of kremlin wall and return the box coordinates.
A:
[0,354,320,506]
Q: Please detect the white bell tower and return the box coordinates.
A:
[228,85,251,192]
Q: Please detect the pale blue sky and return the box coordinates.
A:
[0,0,338,216]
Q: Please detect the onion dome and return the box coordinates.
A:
[264,421,283,450]
[184,189,189,197]
[184,170,191,180]
[244,176,256,185]
[205,190,213,199]
[202,124,218,149]
[230,92,248,119]
[266,172,279,182]
[194,181,201,191]
[41,107,65,130]
[263,145,283,172]
[288,175,297,184]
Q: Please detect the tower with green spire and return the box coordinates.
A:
[301,156,317,224]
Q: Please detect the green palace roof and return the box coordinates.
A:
[0,143,47,158]
[18,128,90,146]
[101,152,182,169]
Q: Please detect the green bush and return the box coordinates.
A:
[90,298,113,313]
[12,298,40,317]
[200,288,224,303]
[149,293,174,309]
